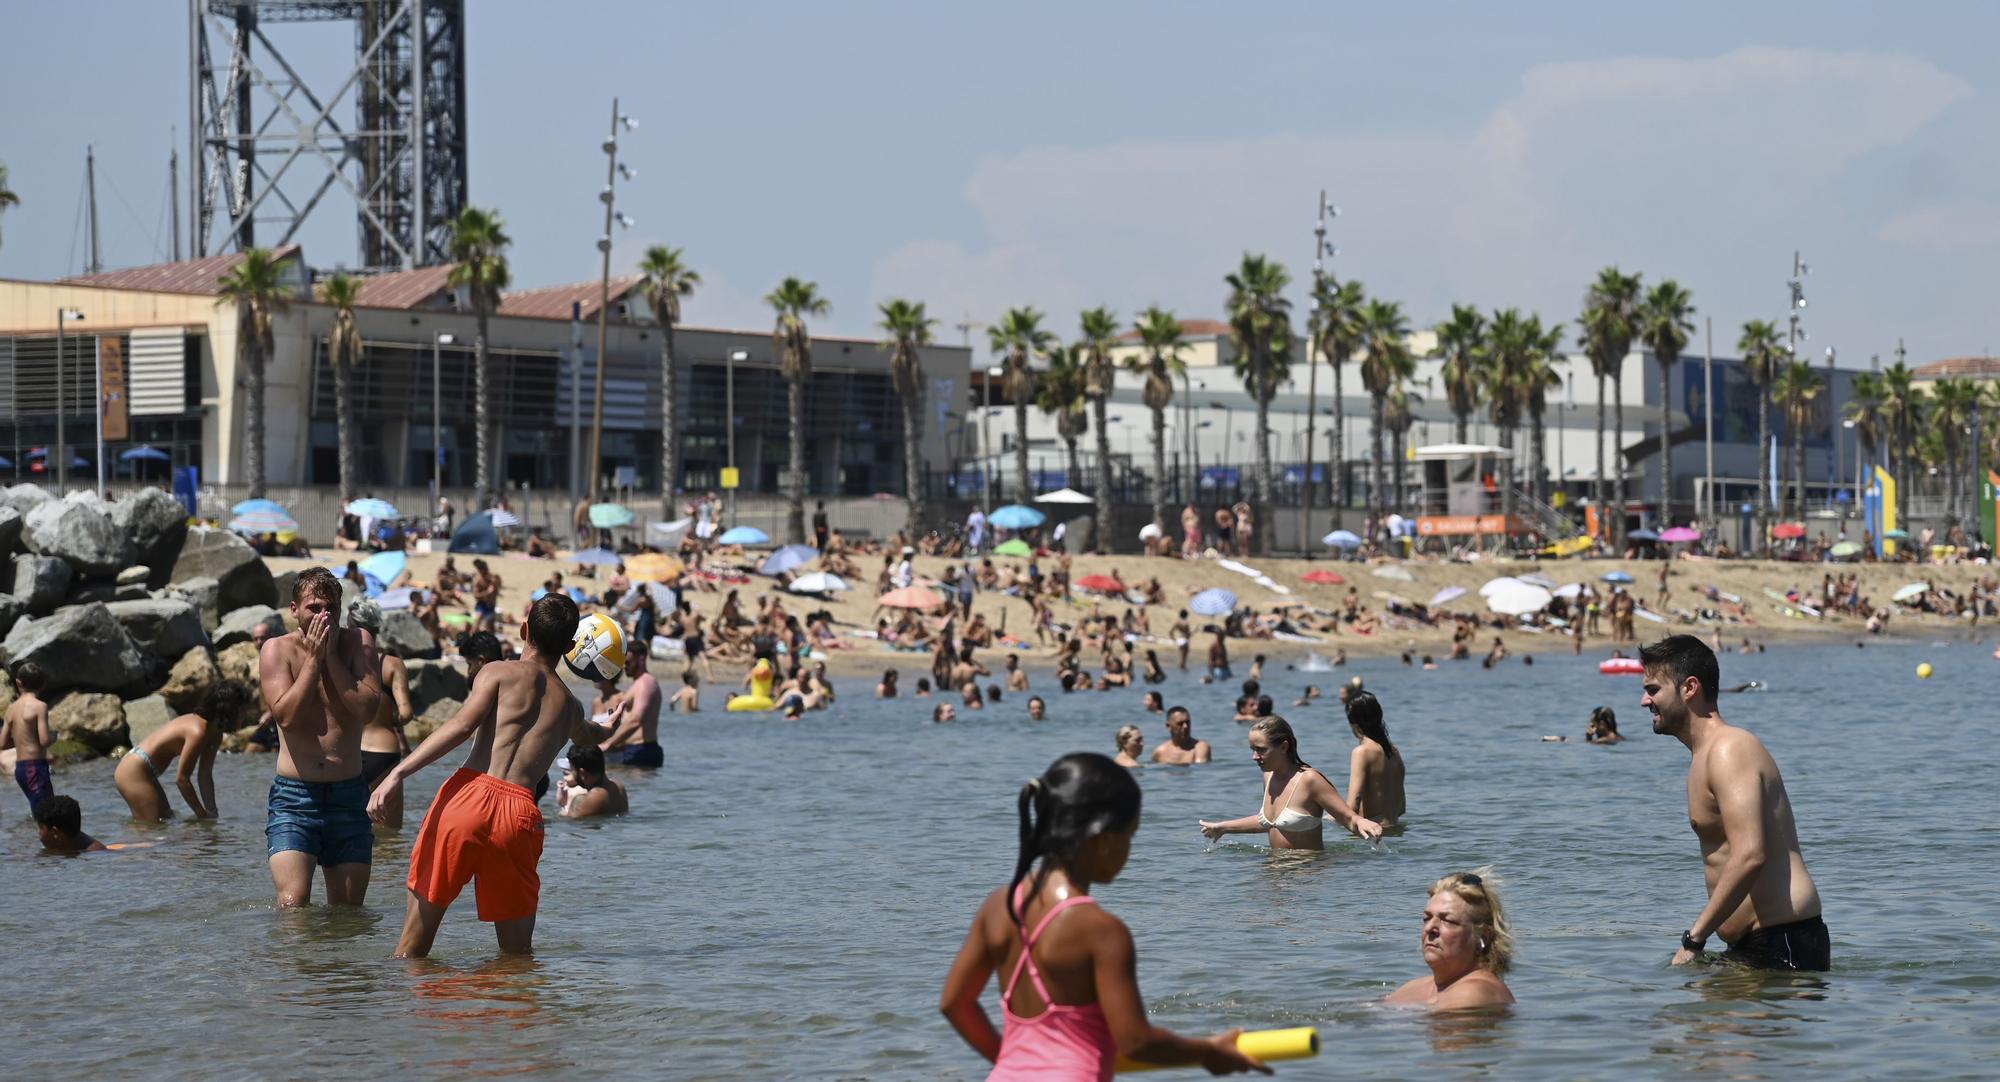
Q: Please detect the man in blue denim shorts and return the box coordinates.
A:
[258,567,384,907]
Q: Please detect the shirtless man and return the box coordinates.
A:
[3,662,56,813]
[1205,630,1231,682]
[556,745,628,819]
[1004,654,1029,692]
[258,568,384,907]
[471,559,501,634]
[369,594,615,957]
[1641,635,1827,971]
[668,670,701,712]
[114,683,249,820]
[602,650,663,767]
[1150,707,1212,765]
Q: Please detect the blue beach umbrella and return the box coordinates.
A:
[759,544,820,576]
[588,503,636,528]
[228,509,298,534]
[1602,570,1634,584]
[1627,528,1660,542]
[1323,529,1362,548]
[233,498,287,515]
[346,497,401,519]
[359,551,406,590]
[718,525,769,545]
[120,445,171,462]
[1189,587,1237,617]
[570,547,623,567]
[989,504,1046,529]
[448,511,501,555]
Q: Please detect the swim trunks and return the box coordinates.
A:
[1724,915,1830,971]
[360,749,402,790]
[474,599,496,619]
[684,634,706,657]
[265,775,374,866]
[406,768,545,922]
[1209,666,1233,681]
[14,757,53,812]
[618,741,664,768]
[533,772,551,803]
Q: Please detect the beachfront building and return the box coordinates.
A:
[0,249,969,532]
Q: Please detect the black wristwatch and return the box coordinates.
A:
[1680,930,1706,954]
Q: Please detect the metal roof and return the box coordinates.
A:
[56,245,304,296]
[497,276,645,321]
[343,263,458,310]
[1912,356,2000,380]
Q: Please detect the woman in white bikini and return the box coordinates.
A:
[1197,715,1382,851]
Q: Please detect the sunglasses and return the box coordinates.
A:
[1456,872,1484,887]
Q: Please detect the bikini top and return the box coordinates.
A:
[1259,771,1322,833]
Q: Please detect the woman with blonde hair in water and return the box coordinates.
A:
[1112,725,1145,768]
[1198,716,1382,850]
[1386,870,1516,1009]
[940,753,1269,1078]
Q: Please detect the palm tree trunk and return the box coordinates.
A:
[1333,363,1346,509]
[1612,371,1626,549]
[1531,410,1547,510]
[1013,398,1031,504]
[1370,394,1386,543]
[1454,409,1468,446]
[1500,423,1517,534]
[902,378,925,542]
[1392,428,1406,509]
[1658,358,1674,525]
[474,308,492,508]
[1091,394,1112,551]
[1594,373,1606,542]
[1791,427,1805,523]
[244,324,266,500]
[1756,390,1770,550]
[786,363,808,544]
[659,322,678,520]
[1253,391,1273,556]
[1065,435,1081,494]
[333,343,356,504]
[1150,406,1167,544]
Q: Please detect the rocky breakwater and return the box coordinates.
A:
[0,486,276,761]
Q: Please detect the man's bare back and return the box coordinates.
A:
[1687,723,1821,942]
[2,694,51,761]
[453,660,589,791]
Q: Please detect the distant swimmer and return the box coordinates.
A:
[1150,707,1211,765]
[939,753,1271,1077]
[1026,697,1046,721]
[1205,629,1232,682]
[1642,635,1827,971]
[369,594,616,958]
[877,669,900,699]
[1721,681,1763,693]
[1005,654,1030,693]
[1113,724,1145,768]
[602,650,663,767]
[1141,691,1165,714]
[1198,716,1382,850]
[932,703,957,723]
[114,682,250,821]
[1344,692,1405,826]
[3,662,56,813]
[33,795,106,854]
[1384,870,1516,1010]
[556,745,627,819]
[1293,685,1321,707]
[1585,706,1625,744]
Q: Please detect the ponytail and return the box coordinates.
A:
[1008,778,1047,929]
[1005,755,1141,928]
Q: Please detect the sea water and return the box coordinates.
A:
[4,641,1996,1079]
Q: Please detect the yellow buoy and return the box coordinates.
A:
[1917,663,1934,679]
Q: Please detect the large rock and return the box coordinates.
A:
[214,604,281,649]
[110,488,190,589]
[376,610,436,660]
[47,737,103,765]
[405,657,469,714]
[50,691,128,753]
[0,594,25,639]
[125,694,176,747]
[166,576,221,632]
[0,602,146,693]
[23,498,132,576]
[216,641,261,699]
[170,527,277,614]
[0,504,21,555]
[408,696,462,742]
[13,554,73,614]
[0,667,14,714]
[5,483,52,513]
[160,646,220,712]
[106,597,209,658]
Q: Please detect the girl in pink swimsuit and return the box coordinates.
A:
[940,753,1270,1080]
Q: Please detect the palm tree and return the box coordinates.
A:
[0,162,19,254]
[1843,372,1885,487]
[879,298,936,542]
[1928,378,1979,526]
[1225,253,1294,543]
[1581,267,1643,547]
[1878,361,1921,527]
[1521,316,1566,509]
[1770,360,1822,521]
[1384,385,1419,508]
[215,248,294,499]
[766,277,830,545]
[446,207,511,508]
[639,245,700,519]
[988,307,1055,502]
[1127,307,1187,536]
[1078,306,1120,550]
[1359,299,1414,541]
[319,273,363,504]
[1738,319,1786,544]
[1639,280,1696,524]
[1036,346,1091,493]
[1432,304,1487,444]
[1312,278,1367,509]
[1481,309,1529,529]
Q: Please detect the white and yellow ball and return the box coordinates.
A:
[1916,662,1934,680]
[566,613,627,681]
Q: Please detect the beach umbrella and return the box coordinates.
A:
[1485,579,1554,616]
[1659,526,1701,543]
[650,517,692,536]
[570,547,623,568]
[878,585,947,610]
[989,504,1046,529]
[759,544,820,576]
[487,509,522,529]
[1830,540,1862,558]
[1891,582,1930,602]
[1189,587,1237,616]
[1429,585,1467,607]
[1301,569,1345,585]
[1883,528,1910,539]
[1371,564,1416,582]
[1554,582,1584,599]
[787,571,851,595]
[1478,576,1522,597]
[625,552,685,583]
[617,580,677,614]
[119,445,170,462]
[228,509,298,534]
[1771,522,1806,540]
[1137,523,1164,542]
[1075,574,1126,593]
[1034,488,1094,504]
[589,503,636,528]
[359,551,406,588]
[994,538,1033,557]
[448,511,501,555]
[717,525,769,545]
[1602,570,1634,583]
[1628,528,1660,542]
[346,497,400,519]
[1517,572,1558,589]
[1323,529,1362,548]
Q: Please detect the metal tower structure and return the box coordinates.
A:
[189,0,466,271]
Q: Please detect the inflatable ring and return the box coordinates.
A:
[727,659,779,712]
[1599,658,1643,675]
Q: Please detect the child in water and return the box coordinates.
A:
[940,752,1269,1078]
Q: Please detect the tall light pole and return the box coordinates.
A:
[1823,345,1837,510]
[1303,190,1338,556]
[727,348,748,524]
[982,365,1001,509]
[1780,251,1808,536]
[93,336,105,498]
[433,332,455,510]
[588,98,638,504]
[1703,317,1714,527]
[55,308,84,496]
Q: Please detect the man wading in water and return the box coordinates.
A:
[259,567,384,907]
[1641,635,1827,971]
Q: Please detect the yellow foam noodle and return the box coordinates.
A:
[1116,1026,1319,1072]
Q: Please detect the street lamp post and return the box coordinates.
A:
[983,366,1001,509]
[727,349,748,524]
[433,332,455,512]
[588,98,638,504]
[1824,346,1837,509]
[1304,190,1338,557]
[55,308,84,496]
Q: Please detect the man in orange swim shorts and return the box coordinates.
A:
[368,595,616,957]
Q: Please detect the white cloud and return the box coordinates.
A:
[1876,200,2000,253]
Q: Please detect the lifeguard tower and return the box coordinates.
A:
[1411,442,1587,553]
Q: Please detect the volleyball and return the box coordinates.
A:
[566,612,627,680]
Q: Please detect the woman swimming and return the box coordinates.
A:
[1112,725,1144,768]
[941,753,1269,1078]
[1199,716,1382,850]
[1344,692,1406,825]
[1384,870,1516,1010]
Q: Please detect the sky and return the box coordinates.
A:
[3,1,1998,365]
